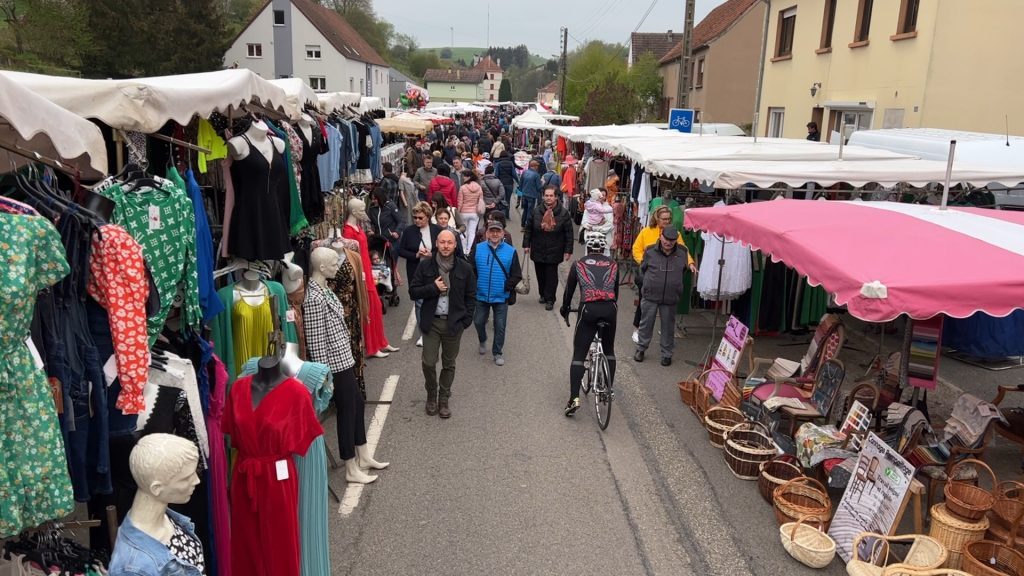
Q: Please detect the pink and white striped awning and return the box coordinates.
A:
[683,200,1024,322]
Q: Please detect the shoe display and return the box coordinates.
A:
[633,350,645,362]
[494,354,504,366]
[564,397,580,417]
[425,395,438,416]
[438,399,451,419]
[661,357,672,367]
[632,330,640,344]
[416,336,423,347]
[479,343,487,355]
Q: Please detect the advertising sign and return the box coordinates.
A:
[705,316,749,400]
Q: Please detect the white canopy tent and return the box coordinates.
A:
[376,113,433,136]
[849,128,1024,167]
[268,78,319,120]
[359,96,385,113]
[0,74,108,178]
[604,136,915,163]
[0,69,291,133]
[510,109,554,130]
[553,124,667,144]
[317,91,363,114]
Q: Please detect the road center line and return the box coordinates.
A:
[401,307,417,341]
[339,374,399,516]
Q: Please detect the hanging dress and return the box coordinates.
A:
[0,214,74,537]
[223,375,322,576]
[342,223,390,357]
[231,286,274,376]
[296,127,326,225]
[698,232,753,301]
[227,136,292,261]
[330,258,366,396]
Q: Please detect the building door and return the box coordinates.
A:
[829,109,873,143]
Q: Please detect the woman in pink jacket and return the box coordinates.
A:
[457,169,485,254]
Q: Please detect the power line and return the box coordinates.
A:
[576,0,620,38]
[574,0,617,37]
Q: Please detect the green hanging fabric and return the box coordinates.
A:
[749,251,765,333]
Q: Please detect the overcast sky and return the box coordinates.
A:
[373,0,728,59]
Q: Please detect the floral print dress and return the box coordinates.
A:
[0,213,74,537]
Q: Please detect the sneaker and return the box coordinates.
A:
[564,397,580,417]
[661,357,672,367]
[479,343,487,355]
[632,329,640,344]
[494,354,505,366]
[416,336,423,347]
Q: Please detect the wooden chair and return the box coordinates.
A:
[993,384,1024,453]
[748,316,846,405]
[773,359,847,437]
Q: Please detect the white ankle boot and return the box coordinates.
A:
[356,444,389,470]
[344,458,377,484]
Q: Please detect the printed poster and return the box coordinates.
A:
[705,316,749,400]
[829,432,915,562]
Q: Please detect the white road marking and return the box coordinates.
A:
[401,308,417,341]
[339,374,399,516]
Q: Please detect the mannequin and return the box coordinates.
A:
[225,119,292,262]
[328,239,370,397]
[342,199,398,359]
[297,113,315,146]
[304,248,387,484]
[282,257,308,360]
[227,119,285,162]
[110,434,205,576]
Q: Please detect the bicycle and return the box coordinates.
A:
[565,310,613,430]
[670,115,691,129]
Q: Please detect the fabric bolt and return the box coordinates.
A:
[86,224,150,414]
[318,123,343,192]
[210,280,297,384]
[183,168,225,322]
[97,178,201,347]
[206,353,230,576]
[197,118,228,174]
[231,287,274,377]
[241,359,332,576]
[343,223,391,357]
[0,213,74,538]
[302,280,356,374]
[224,376,322,576]
[226,135,292,261]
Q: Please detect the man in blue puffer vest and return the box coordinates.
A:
[469,214,523,366]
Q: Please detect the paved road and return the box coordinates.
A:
[321,222,1024,575]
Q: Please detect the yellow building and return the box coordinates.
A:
[758,0,1024,141]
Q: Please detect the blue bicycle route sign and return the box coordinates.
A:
[669,108,695,133]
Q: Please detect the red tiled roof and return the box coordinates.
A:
[659,0,759,64]
[473,56,503,73]
[423,68,487,84]
[630,32,682,64]
[538,80,559,94]
[291,0,389,67]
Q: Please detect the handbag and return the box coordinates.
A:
[516,250,531,295]
[487,244,518,305]
[477,194,486,216]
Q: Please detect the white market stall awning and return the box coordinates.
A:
[849,128,1024,170]
[360,96,385,113]
[377,113,433,136]
[511,109,554,130]
[268,78,319,120]
[0,75,108,178]
[0,69,291,133]
[553,124,667,143]
[317,92,363,113]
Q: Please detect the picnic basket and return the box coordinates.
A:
[779,516,836,569]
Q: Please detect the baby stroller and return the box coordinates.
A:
[367,235,400,309]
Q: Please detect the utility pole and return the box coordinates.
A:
[676,0,696,109]
[450,27,454,52]
[559,27,568,113]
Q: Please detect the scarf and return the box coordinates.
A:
[437,252,456,290]
[541,205,556,232]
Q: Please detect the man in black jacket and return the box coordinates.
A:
[409,230,477,419]
[634,226,691,366]
[493,150,519,219]
[523,186,574,310]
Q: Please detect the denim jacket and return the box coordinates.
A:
[109,509,204,576]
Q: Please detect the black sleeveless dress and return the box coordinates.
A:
[296,126,326,226]
[228,135,291,261]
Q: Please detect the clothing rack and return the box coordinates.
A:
[0,140,79,176]
[22,518,102,533]
[150,132,212,155]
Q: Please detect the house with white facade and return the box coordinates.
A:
[224,0,390,97]
[473,56,503,102]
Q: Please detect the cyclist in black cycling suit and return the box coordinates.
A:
[559,230,619,416]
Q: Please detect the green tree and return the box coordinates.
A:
[0,0,93,74]
[564,40,628,117]
[580,79,636,125]
[439,47,452,59]
[498,78,512,101]
[407,50,442,80]
[628,52,665,121]
[225,0,262,36]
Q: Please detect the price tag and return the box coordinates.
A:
[25,337,44,370]
[103,354,119,387]
[148,205,162,230]
[286,309,296,323]
[275,459,289,481]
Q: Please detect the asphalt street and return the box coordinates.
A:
[321,219,1024,576]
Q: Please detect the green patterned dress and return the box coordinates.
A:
[0,213,74,537]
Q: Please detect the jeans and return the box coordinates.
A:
[421,317,464,400]
[637,300,677,359]
[332,368,366,461]
[502,185,514,219]
[414,298,423,337]
[521,197,537,228]
[474,301,508,355]
[86,299,138,435]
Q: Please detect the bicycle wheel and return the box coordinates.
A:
[593,353,612,430]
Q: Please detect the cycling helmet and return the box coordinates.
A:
[584,230,608,251]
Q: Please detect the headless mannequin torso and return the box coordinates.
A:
[297,113,314,146]
[227,120,285,163]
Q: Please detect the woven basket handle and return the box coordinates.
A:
[790,515,824,543]
[779,475,828,496]
[949,457,997,490]
[998,480,1024,500]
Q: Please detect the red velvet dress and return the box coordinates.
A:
[343,222,390,356]
[224,376,322,576]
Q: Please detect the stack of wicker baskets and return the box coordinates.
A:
[723,422,777,480]
[927,459,1006,571]
[758,456,803,504]
[705,406,746,449]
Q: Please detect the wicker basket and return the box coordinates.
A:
[779,516,836,569]
[993,481,1024,532]
[944,458,997,522]
[928,503,990,570]
[693,368,739,418]
[724,422,777,480]
[879,569,971,576]
[678,374,698,407]
[961,538,1024,576]
[759,456,804,504]
[774,476,832,530]
[705,406,747,448]
[847,533,948,576]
